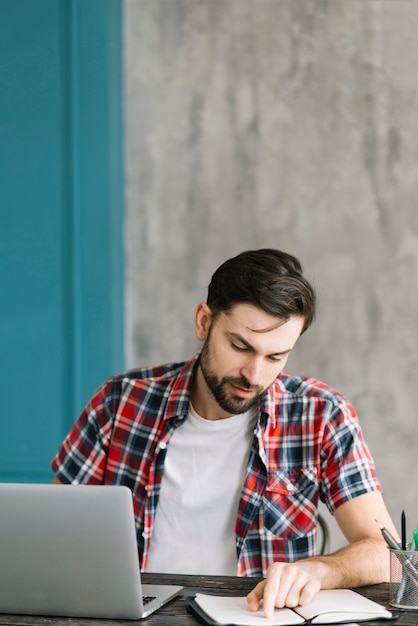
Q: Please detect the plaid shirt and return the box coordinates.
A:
[51,355,380,576]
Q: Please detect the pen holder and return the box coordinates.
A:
[389,549,418,609]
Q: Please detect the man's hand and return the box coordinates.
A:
[246,493,398,618]
[247,561,322,618]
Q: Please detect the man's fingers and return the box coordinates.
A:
[276,568,321,609]
[266,566,295,611]
[247,562,322,618]
[298,578,321,606]
[260,563,286,617]
[246,581,265,612]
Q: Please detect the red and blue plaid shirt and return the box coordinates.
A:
[51,355,380,576]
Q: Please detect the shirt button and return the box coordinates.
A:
[159,442,167,450]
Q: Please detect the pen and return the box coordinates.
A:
[375,519,400,549]
[401,510,406,551]
[376,519,418,590]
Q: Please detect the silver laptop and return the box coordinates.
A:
[0,483,182,619]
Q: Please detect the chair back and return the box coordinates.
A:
[317,513,331,555]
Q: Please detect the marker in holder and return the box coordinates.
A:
[390,548,418,610]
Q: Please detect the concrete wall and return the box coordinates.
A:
[124,0,418,549]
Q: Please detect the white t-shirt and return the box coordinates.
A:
[145,404,257,575]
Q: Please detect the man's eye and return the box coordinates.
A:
[268,355,282,363]
[232,343,247,352]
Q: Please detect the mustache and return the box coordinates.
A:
[223,376,263,393]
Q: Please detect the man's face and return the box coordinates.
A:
[196,303,304,417]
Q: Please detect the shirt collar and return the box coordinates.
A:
[164,354,199,420]
[258,382,278,429]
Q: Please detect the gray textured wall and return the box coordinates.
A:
[124,0,418,549]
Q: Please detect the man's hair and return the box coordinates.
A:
[206,249,316,334]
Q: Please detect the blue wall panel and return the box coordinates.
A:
[0,0,124,482]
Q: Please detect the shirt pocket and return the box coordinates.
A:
[263,467,319,538]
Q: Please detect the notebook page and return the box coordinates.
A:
[194,593,305,626]
[294,589,392,623]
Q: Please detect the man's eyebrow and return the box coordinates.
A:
[226,331,293,357]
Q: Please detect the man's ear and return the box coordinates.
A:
[194,302,213,341]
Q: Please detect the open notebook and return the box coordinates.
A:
[0,483,182,619]
[187,589,395,626]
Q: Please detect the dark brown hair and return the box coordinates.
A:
[206,249,316,334]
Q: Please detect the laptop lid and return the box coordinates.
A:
[0,483,182,619]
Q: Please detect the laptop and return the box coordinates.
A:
[0,483,182,619]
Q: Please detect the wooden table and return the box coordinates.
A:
[0,573,417,626]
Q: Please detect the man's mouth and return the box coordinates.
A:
[228,381,257,399]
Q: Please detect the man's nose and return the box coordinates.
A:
[240,357,264,387]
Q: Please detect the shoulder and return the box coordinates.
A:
[277,371,348,403]
[263,373,364,446]
[104,358,196,393]
[112,360,191,384]
[92,357,198,411]
[272,371,357,419]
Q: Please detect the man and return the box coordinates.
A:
[52,249,398,618]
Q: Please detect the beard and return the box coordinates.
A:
[198,337,266,415]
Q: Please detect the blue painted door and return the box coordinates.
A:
[0,0,124,482]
